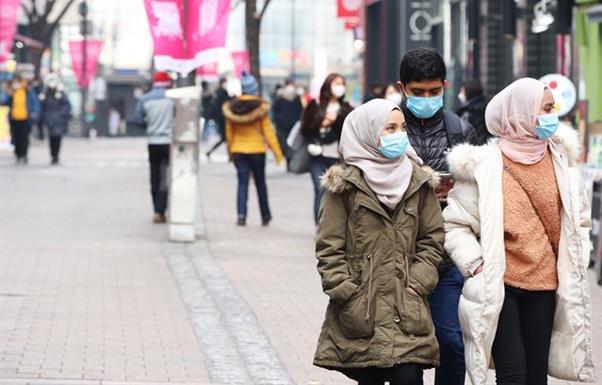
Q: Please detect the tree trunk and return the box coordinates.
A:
[245,0,262,94]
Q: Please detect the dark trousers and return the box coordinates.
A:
[148,144,170,215]
[427,264,465,385]
[309,155,337,224]
[233,153,271,220]
[49,136,62,161]
[341,364,422,385]
[492,286,555,385]
[10,120,31,159]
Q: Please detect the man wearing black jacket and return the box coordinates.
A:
[397,48,483,385]
[206,77,230,158]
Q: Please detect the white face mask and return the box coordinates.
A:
[458,92,467,104]
[385,93,402,106]
[47,80,59,89]
[331,84,346,98]
[283,85,296,99]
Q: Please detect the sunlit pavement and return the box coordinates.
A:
[1,137,600,385]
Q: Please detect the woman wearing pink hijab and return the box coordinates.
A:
[442,78,595,385]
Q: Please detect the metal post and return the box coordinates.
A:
[290,0,296,79]
[79,0,88,137]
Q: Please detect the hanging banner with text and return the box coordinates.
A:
[0,0,21,63]
[69,40,103,88]
[337,0,361,29]
[143,0,231,75]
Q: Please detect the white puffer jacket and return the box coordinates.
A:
[443,125,596,385]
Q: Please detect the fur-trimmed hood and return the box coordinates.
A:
[222,95,269,124]
[447,124,580,182]
[321,162,441,195]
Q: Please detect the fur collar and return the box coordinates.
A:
[447,124,580,182]
[222,96,269,124]
[321,163,441,194]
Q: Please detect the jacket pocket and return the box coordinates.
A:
[394,265,431,337]
[337,254,376,339]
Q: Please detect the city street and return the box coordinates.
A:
[1,138,601,385]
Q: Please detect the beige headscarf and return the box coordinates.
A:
[485,77,549,164]
[339,99,413,209]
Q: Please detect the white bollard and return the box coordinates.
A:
[166,86,201,242]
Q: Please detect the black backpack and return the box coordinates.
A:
[443,111,470,148]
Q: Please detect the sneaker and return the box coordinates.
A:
[51,158,59,165]
[153,213,167,223]
[261,216,272,227]
[237,216,246,226]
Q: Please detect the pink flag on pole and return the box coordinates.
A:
[69,40,103,88]
[143,0,231,75]
[0,0,21,63]
[231,51,250,77]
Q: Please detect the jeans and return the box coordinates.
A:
[49,136,62,162]
[492,286,555,385]
[10,120,31,160]
[148,144,170,215]
[427,264,465,385]
[233,153,271,220]
[341,364,422,385]
[309,155,337,224]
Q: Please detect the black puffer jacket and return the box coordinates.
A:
[402,102,477,173]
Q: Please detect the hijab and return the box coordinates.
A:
[339,99,413,209]
[485,77,549,164]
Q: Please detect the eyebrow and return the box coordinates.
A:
[411,87,443,93]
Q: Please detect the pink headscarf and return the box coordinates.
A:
[485,78,548,164]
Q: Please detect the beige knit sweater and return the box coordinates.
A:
[502,150,561,291]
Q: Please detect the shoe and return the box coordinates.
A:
[261,216,272,227]
[153,213,167,223]
[51,158,59,165]
[237,216,246,226]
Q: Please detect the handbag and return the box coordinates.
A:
[287,120,310,174]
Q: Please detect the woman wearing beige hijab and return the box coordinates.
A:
[313,99,445,385]
[443,78,595,385]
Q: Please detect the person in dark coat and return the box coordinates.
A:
[300,73,353,224]
[455,78,491,145]
[39,74,72,164]
[200,80,215,142]
[206,77,231,158]
[396,47,480,385]
[272,79,303,162]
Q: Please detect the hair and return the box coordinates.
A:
[399,47,446,85]
[462,78,484,100]
[219,77,227,86]
[319,73,345,105]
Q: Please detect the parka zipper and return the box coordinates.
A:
[365,254,374,321]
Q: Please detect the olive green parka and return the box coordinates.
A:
[314,163,445,370]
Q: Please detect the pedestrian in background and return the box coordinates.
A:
[39,73,72,165]
[132,71,174,224]
[300,73,352,224]
[384,84,403,106]
[1,74,41,164]
[206,77,230,159]
[455,78,491,145]
[272,79,303,165]
[444,78,595,385]
[314,99,444,385]
[223,72,283,227]
[200,80,215,142]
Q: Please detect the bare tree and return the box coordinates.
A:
[20,0,77,79]
[245,0,272,94]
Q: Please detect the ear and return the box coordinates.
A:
[397,81,406,93]
[443,80,449,89]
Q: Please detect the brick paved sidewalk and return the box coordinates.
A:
[199,154,602,385]
[0,139,209,384]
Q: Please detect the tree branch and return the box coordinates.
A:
[257,0,273,21]
[43,0,57,21]
[48,0,76,35]
[21,2,35,23]
[231,0,243,11]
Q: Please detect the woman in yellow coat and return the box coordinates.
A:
[223,72,284,226]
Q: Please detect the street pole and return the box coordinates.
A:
[290,0,296,80]
[79,0,89,137]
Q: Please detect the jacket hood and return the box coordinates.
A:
[321,162,440,194]
[447,124,580,182]
[223,95,269,124]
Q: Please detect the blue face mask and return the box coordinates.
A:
[406,94,444,119]
[379,131,409,159]
[535,113,559,140]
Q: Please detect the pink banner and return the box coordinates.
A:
[69,40,103,88]
[232,51,250,77]
[143,0,231,75]
[0,0,21,63]
[196,62,218,77]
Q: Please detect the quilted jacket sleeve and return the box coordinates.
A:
[443,181,484,277]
